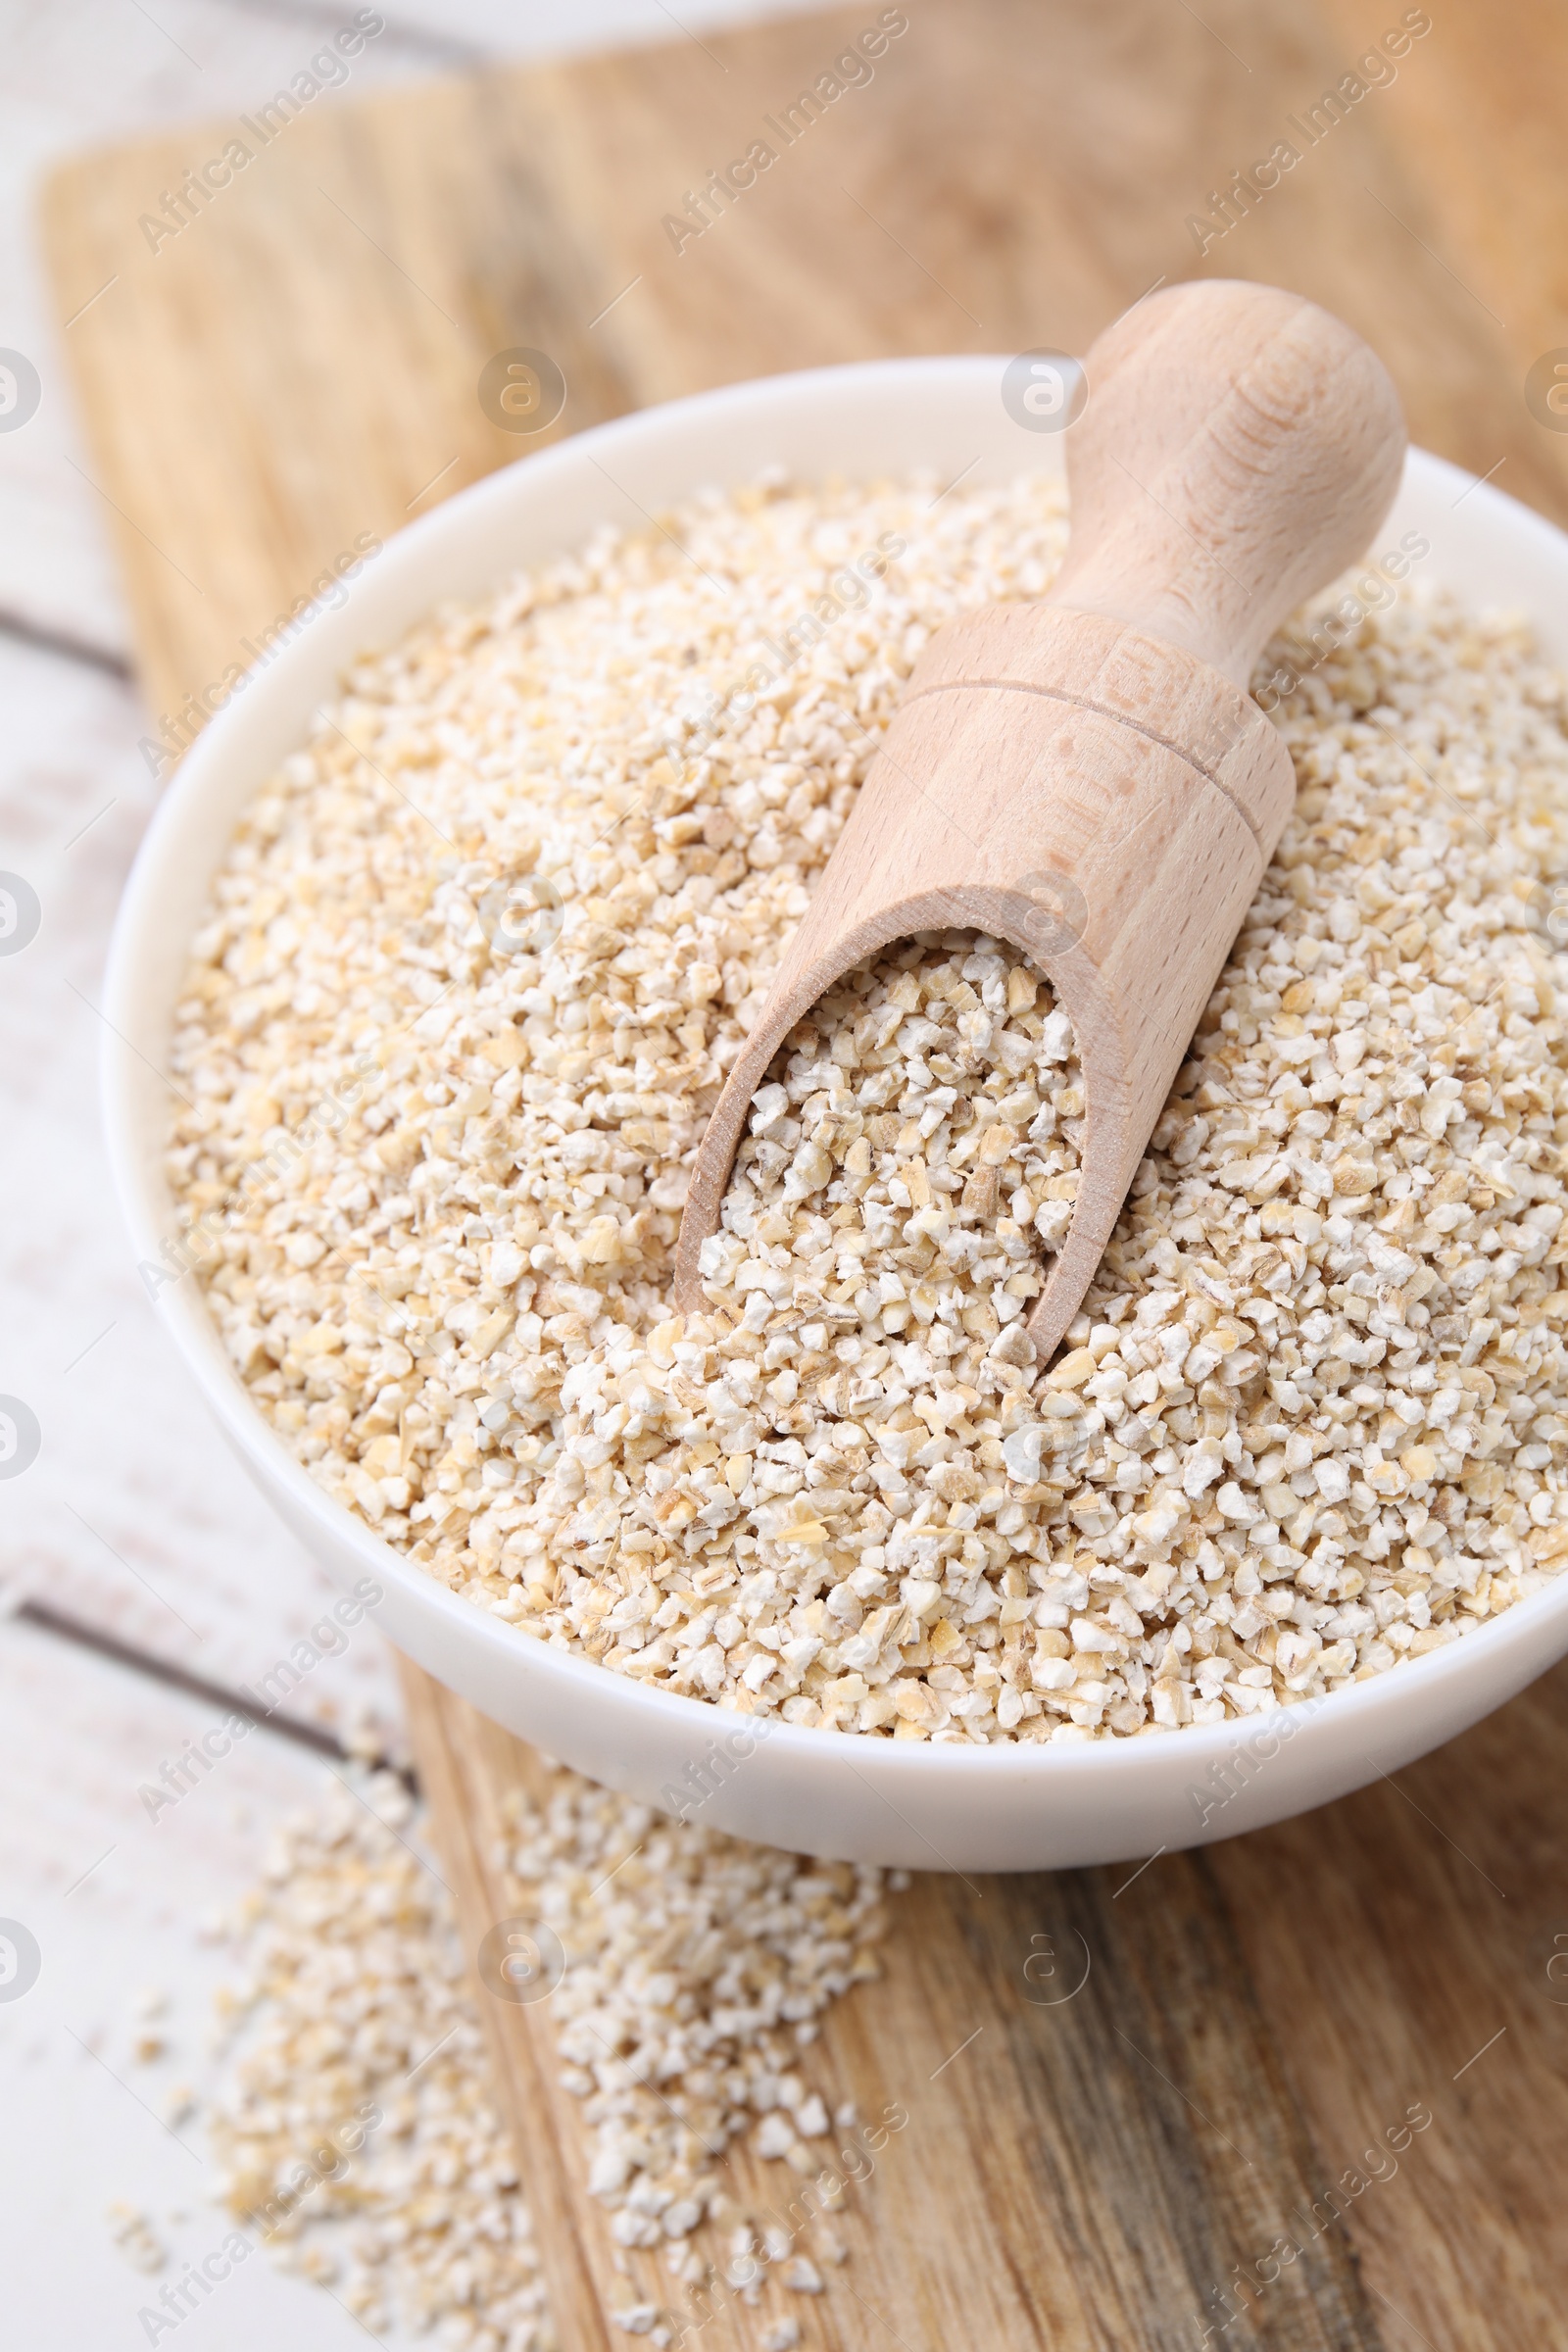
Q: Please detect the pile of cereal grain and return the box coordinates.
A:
[207,1769,552,2347]
[500,1761,890,2277]
[704,934,1084,1354]
[167,472,1568,1744]
[205,1765,890,2346]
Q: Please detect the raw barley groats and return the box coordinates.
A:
[167,472,1568,1742]
[205,1765,893,2345]
[207,1771,552,2348]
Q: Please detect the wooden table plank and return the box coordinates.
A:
[0,1614,377,2350]
[0,0,445,661]
[0,624,403,1743]
[1211,1664,1568,2351]
[41,0,1568,2341]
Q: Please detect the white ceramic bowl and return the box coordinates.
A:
[102,357,1568,1872]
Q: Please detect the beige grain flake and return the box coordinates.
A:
[168,473,1568,1745]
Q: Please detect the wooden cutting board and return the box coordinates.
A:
[43,4,1568,2344]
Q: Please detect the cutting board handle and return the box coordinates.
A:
[1045,277,1406,688]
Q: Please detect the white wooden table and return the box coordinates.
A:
[0,5,799,2339]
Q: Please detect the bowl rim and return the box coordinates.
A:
[101,351,1568,1796]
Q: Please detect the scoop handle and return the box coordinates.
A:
[1046,279,1406,688]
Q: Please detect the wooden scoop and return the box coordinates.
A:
[673,279,1406,1359]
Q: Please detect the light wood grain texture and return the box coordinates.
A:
[38,0,1568,725]
[406,1645,1568,2351]
[40,1,1568,2343]
[0,626,403,1745]
[0,1615,374,2350]
[675,281,1404,1356]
